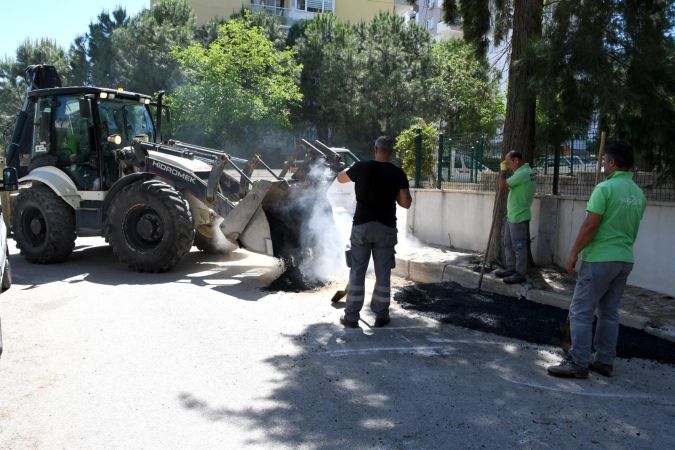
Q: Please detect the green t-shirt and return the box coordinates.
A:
[582,171,646,263]
[506,163,536,223]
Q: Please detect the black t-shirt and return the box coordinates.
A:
[346,160,410,228]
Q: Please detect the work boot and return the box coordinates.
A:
[373,316,390,328]
[339,314,359,328]
[494,268,515,278]
[589,359,614,377]
[503,273,526,284]
[547,357,589,379]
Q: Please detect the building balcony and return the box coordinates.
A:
[248,0,334,25]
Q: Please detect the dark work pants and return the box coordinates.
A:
[504,220,529,276]
[569,261,633,367]
[344,221,397,322]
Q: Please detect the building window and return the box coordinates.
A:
[426,18,434,30]
[295,0,333,13]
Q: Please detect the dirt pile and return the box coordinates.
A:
[264,265,327,292]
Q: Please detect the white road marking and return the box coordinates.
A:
[324,346,445,356]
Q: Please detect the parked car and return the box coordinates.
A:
[440,152,492,182]
[534,155,600,174]
[0,206,11,358]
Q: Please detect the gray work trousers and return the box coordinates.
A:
[504,220,529,276]
[344,221,397,322]
[569,261,633,367]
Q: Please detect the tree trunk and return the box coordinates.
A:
[487,0,543,265]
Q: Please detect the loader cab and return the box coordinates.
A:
[31,94,99,190]
[26,88,155,191]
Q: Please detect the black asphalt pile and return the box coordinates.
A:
[394,281,675,365]
[265,265,326,292]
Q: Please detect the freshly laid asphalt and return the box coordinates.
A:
[394,281,675,365]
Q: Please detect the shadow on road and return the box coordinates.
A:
[9,241,280,302]
[175,317,675,448]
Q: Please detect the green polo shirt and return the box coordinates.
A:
[506,163,536,223]
[582,171,646,263]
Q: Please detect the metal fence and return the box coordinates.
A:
[414,131,675,202]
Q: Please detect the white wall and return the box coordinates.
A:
[408,189,675,297]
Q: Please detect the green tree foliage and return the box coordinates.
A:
[68,7,130,86]
[431,39,505,137]
[169,17,302,149]
[231,8,287,49]
[68,0,196,94]
[396,118,438,180]
[111,0,196,94]
[293,14,361,142]
[355,13,435,143]
[532,0,675,173]
[0,39,69,148]
[442,0,513,57]
[294,12,436,156]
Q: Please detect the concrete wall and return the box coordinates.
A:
[408,189,675,297]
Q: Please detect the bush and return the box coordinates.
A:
[396,118,438,181]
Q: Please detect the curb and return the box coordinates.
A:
[394,255,675,343]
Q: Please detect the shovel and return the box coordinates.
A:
[331,284,348,302]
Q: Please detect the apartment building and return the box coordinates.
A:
[186,0,396,26]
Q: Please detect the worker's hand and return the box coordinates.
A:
[566,254,578,276]
[499,160,508,172]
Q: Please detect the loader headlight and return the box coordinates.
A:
[107,134,122,145]
[99,92,108,99]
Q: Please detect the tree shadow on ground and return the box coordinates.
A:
[176,318,675,449]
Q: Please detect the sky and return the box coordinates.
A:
[0,0,151,59]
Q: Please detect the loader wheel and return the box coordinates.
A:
[12,185,76,264]
[105,180,194,272]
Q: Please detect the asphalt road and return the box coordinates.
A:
[1,237,674,449]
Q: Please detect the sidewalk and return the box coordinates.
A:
[393,244,675,343]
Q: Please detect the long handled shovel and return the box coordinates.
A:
[477,186,504,292]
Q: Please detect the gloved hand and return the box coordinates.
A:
[500,160,509,172]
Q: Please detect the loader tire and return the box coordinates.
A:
[105,180,194,272]
[12,185,76,264]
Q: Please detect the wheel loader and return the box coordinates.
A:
[0,65,343,272]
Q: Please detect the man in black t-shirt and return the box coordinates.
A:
[336,136,412,328]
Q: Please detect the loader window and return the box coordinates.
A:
[53,96,94,165]
[52,95,98,190]
[32,98,53,158]
[97,99,155,146]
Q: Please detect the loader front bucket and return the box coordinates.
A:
[262,180,337,265]
[215,139,345,272]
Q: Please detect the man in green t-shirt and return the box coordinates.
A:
[548,142,646,379]
[496,150,536,284]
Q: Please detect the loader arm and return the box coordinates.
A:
[128,139,343,265]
